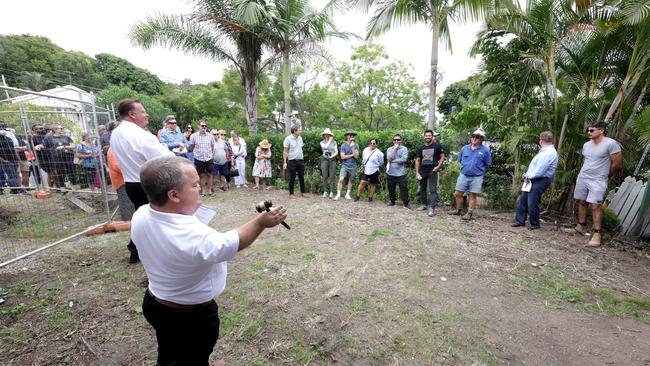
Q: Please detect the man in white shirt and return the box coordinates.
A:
[133,156,287,366]
[110,98,173,263]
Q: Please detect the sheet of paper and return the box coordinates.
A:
[521,181,532,192]
[195,205,218,225]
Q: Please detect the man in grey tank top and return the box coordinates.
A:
[564,121,622,247]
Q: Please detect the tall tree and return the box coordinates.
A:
[130,0,274,134]
[358,0,508,129]
[235,0,350,133]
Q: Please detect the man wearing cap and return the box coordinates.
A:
[563,121,622,246]
[159,116,188,156]
[415,129,445,217]
[512,131,558,230]
[450,128,492,220]
[334,130,359,200]
[319,128,338,198]
[133,155,287,366]
[189,121,216,195]
[110,98,174,263]
[283,126,307,197]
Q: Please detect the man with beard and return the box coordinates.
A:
[415,130,445,217]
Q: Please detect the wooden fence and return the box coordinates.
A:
[607,176,650,237]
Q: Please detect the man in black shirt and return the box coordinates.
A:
[0,133,21,194]
[415,130,445,217]
[43,125,77,188]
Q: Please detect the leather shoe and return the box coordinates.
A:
[528,226,540,230]
[128,251,140,264]
[511,223,525,227]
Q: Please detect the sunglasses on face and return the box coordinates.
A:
[471,135,481,139]
[200,125,207,128]
[370,142,377,145]
[393,139,401,141]
[587,128,598,133]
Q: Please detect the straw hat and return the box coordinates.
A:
[472,128,486,139]
[320,128,334,136]
[345,129,357,136]
[258,139,272,149]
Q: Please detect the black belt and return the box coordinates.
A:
[147,290,212,309]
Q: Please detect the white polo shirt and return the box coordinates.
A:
[131,205,240,305]
[110,120,173,183]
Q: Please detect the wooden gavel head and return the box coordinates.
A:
[255,200,273,213]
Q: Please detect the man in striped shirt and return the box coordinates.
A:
[189,121,215,195]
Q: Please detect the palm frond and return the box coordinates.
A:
[129,13,238,65]
[620,0,650,25]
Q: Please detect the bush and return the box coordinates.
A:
[588,206,622,233]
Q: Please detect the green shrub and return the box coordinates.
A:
[587,206,622,233]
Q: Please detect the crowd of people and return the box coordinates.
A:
[2,97,624,365]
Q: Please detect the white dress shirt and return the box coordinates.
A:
[131,205,240,304]
[110,121,173,182]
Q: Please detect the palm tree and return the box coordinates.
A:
[130,0,275,134]
[359,0,509,129]
[235,0,351,133]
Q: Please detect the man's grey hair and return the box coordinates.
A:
[164,115,176,124]
[540,131,553,143]
[140,156,193,206]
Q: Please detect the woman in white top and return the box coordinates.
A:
[319,128,338,198]
[252,139,272,190]
[355,138,384,202]
[231,135,247,187]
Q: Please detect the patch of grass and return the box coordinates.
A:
[0,326,31,347]
[517,262,650,321]
[250,260,265,271]
[404,264,424,288]
[239,319,262,340]
[366,228,393,243]
[303,251,316,261]
[285,336,324,364]
[46,304,71,330]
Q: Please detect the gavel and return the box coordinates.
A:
[255,200,290,230]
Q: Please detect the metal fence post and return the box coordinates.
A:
[90,93,111,224]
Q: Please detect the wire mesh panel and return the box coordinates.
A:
[0,86,115,264]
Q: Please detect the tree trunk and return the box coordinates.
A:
[427,18,439,130]
[605,51,649,122]
[243,75,258,135]
[282,52,292,134]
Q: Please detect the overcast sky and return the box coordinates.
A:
[1,0,483,94]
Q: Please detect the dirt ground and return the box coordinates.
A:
[1,187,649,365]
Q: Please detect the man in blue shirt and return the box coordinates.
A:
[451,128,492,220]
[512,131,558,230]
[386,134,412,209]
[159,116,188,156]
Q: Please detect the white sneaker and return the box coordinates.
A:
[322,192,328,198]
[329,192,334,199]
[333,193,340,201]
[345,194,352,200]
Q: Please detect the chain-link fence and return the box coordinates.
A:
[0,85,117,265]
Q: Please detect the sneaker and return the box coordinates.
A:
[345,194,352,200]
[387,201,396,206]
[448,209,463,216]
[368,197,373,202]
[219,187,226,192]
[333,193,340,201]
[322,192,328,198]
[428,208,436,217]
[563,223,586,235]
[353,196,360,202]
[329,192,334,199]
[461,211,473,220]
[418,205,428,211]
[586,232,601,247]
[404,203,413,210]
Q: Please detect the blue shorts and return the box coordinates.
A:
[212,163,229,177]
[455,173,484,193]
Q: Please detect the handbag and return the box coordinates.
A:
[358,149,377,173]
[228,168,240,178]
